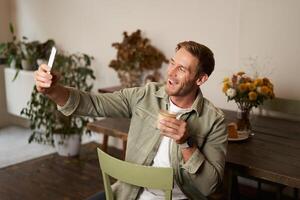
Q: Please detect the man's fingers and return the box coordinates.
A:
[162,117,181,125]
[160,130,181,141]
[160,120,179,130]
[37,81,51,88]
[159,125,178,135]
[35,75,52,84]
[40,64,51,73]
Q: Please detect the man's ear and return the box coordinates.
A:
[196,73,208,86]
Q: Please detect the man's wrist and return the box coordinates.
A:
[46,84,70,107]
[179,137,195,149]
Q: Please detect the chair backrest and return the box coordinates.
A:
[262,97,300,115]
[260,97,300,121]
[97,148,174,200]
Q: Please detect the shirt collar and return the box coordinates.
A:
[154,85,204,117]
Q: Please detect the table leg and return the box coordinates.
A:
[227,168,240,200]
[102,135,109,152]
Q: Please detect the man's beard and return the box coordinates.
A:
[165,80,197,97]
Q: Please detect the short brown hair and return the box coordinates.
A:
[176,41,215,77]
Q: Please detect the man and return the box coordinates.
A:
[34,41,227,200]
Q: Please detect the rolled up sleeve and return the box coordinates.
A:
[181,149,205,174]
[57,87,80,116]
[180,115,228,197]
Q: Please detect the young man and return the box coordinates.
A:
[34,41,227,200]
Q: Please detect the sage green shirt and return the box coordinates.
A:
[58,82,227,200]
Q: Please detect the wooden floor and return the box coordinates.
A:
[0,142,121,200]
[0,142,296,200]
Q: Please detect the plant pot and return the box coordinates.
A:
[37,59,47,66]
[53,133,81,157]
[117,70,142,88]
[4,68,35,116]
[21,59,35,70]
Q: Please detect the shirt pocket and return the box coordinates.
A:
[131,106,160,148]
[134,106,158,129]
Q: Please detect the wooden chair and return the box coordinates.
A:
[97,148,174,200]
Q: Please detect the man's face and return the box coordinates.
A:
[165,48,201,97]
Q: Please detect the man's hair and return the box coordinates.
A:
[176,41,215,77]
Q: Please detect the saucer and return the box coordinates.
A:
[228,131,250,141]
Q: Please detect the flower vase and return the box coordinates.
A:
[236,108,252,134]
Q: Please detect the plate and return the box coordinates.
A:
[228,131,250,141]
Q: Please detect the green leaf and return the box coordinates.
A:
[9,22,14,34]
[0,43,6,54]
[12,69,20,81]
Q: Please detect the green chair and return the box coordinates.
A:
[97,148,174,200]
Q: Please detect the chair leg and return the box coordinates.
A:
[257,181,262,199]
[294,188,298,200]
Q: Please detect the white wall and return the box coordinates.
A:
[7,0,300,114]
[11,0,240,109]
[239,0,300,100]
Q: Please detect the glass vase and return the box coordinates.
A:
[236,108,252,134]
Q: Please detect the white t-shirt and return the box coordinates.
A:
[139,100,190,200]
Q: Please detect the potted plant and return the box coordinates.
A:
[0,23,24,80]
[0,23,55,79]
[21,38,55,70]
[21,50,95,156]
[109,29,168,87]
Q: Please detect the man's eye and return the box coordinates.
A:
[179,66,185,72]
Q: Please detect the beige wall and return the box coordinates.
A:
[4,0,300,118]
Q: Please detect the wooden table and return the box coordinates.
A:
[87,110,300,198]
[87,118,129,159]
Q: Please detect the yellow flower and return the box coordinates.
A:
[248,83,256,91]
[222,84,229,93]
[254,78,263,86]
[248,91,258,101]
[238,83,248,93]
[222,72,275,105]
[260,86,269,95]
[223,77,229,83]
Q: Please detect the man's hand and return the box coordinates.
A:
[159,117,197,162]
[158,117,189,144]
[34,64,69,107]
[34,64,59,94]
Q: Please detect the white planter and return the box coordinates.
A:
[53,134,81,157]
[4,68,35,117]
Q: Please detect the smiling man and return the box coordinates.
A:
[34,41,227,200]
